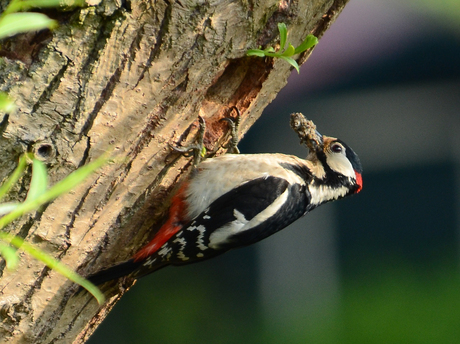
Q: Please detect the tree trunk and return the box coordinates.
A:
[0,0,349,342]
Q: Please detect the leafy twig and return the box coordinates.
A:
[247,23,318,73]
[0,154,110,304]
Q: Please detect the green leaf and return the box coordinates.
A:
[282,43,296,57]
[0,202,20,216]
[294,34,319,54]
[1,0,85,17]
[7,0,74,13]
[0,153,109,305]
[200,145,206,157]
[0,233,105,304]
[25,159,48,202]
[246,24,318,73]
[0,13,57,39]
[280,56,300,73]
[0,154,28,201]
[278,22,287,51]
[0,242,18,270]
[0,92,16,113]
[247,49,267,57]
[0,153,110,231]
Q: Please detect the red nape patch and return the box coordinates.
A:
[355,172,363,193]
[133,183,189,262]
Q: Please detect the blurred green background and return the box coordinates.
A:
[89,0,460,343]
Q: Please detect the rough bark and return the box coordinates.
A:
[0,0,349,342]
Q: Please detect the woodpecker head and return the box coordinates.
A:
[300,133,362,206]
[290,113,363,197]
[319,136,363,194]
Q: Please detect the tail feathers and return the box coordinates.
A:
[87,259,143,285]
[87,258,169,286]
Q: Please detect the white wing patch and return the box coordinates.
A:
[208,209,248,249]
[245,189,289,229]
[209,189,289,249]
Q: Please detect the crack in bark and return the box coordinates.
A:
[76,136,91,168]
[62,177,97,247]
[32,286,85,342]
[134,0,172,88]
[6,265,53,332]
[256,0,299,47]
[46,297,94,344]
[125,23,144,74]
[74,292,124,343]
[17,215,38,240]
[79,230,111,272]
[22,266,51,304]
[72,9,126,134]
[129,77,190,161]
[30,54,69,118]
[78,56,125,140]
[0,113,9,134]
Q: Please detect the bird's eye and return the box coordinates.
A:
[331,144,343,153]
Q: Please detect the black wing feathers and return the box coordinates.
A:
[162,176,292,258]
[189,176,310,249]
[197,176,289,231]
[230,183,310,246]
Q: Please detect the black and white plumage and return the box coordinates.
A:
[88,116,363,285]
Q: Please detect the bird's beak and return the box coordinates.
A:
[306,128,323,153]
[313,130,323,148]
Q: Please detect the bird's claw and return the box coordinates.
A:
[170,116,206,166]
[221,106,240,154]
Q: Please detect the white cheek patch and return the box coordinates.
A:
[326,153,355,179]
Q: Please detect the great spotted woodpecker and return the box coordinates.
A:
[88,112,362,285]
